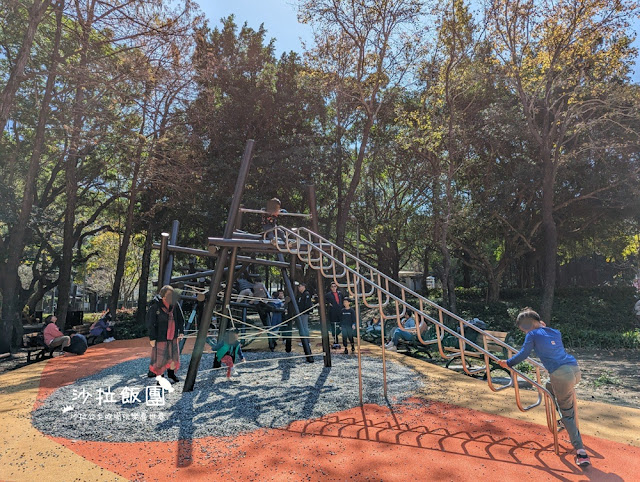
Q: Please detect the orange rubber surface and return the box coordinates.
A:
[1,337,638,481]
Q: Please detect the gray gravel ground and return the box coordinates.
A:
[32,352,422,442]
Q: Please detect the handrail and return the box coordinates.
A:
[266,225,561,454]
[282,227,545,371]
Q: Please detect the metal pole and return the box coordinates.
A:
[220,247,239,340]
[287,253,313,359]
[183,139,255,392]
[157,232,169,293]
[307,185,331,367]
[354,270,363,406]
[163,220,179,286]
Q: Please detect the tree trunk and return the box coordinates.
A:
[0,1,62,352]
[137,222,154,324]
[487,273,501,302]
[539,160,557,321]
[0,0,53,134]
[422,245,430,293]
[56,3,94,329]
[335,116,374,247]
[109,150,143,316]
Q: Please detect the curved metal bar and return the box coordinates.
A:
[268,226,558,417]
[291,227,542,370]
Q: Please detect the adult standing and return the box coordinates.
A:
[296,282,312,341]
[146,285,184,383]
[325,282,344,346]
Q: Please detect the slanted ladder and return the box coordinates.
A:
[267,225,563,455]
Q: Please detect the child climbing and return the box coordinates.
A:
[212,329,246,379]
[498,308,590,467]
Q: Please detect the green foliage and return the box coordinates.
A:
[454,287,640,349]
[113,308,147,340]
[592,371,622,388]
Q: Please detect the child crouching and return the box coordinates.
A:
[212,329,245,379]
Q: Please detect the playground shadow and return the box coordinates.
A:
[280,400,619,482]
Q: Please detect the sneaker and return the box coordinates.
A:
[230,366,238,377]
[387,345,397,352]
[105,337,115,342]
[575,449,591,467]
[343,348,348,354]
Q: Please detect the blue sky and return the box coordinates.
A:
[201,0,640,83]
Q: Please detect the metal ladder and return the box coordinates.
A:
[267,225,563,454]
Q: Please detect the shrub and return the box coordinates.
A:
[114,308,147,339]
[438,286,639,349]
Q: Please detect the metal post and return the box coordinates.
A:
[354,270,363,406]
[265,228,313,361]
[307,185,331,367]
[163,220,180,286]
[220,247,239,339]
[287,253,313,359]
[183,139,255,392]
[157,232,169,293]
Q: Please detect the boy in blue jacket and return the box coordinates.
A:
[499,308,590,467]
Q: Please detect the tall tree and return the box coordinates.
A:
[0,0,53,133]
[299,0,425,247]
[487,0,639,319]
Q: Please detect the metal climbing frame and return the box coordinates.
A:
[268,225,563,455]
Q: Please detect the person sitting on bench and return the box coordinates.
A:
[43,315,70,353]
[90,310,116,342]
[385,310,426,352]
[366,316,382,334]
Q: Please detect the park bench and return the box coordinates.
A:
[442,330,511,368]
[72,323,99,345]
[22,332,57,363]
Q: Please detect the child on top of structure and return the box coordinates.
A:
[340,298,357,354]
[212,328,246,379]
[498,308,590,467]
[261,197,287,234]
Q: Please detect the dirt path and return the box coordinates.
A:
[572,348,640,410]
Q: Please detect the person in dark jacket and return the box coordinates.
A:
[90,310,116,342]
[296,282,313,340]
[340,298,357,354]
[146,285,184,383]
[64,333,88,355]
[325,282,344,345]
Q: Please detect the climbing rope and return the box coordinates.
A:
[196,353,325,375]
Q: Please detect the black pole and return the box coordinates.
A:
[307,185,331,367]
[157,232,169,293]
[163,220,180,286]
[220,246,239,337]
[183,140,255,392]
